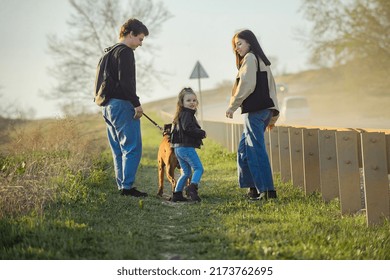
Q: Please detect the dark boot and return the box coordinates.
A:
[247,187,260,200]
[184,182,196,197]
[187,183,201,202]
[172,191,188,202]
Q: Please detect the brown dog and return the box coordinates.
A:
[157,124,180,196]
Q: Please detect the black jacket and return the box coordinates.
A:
[103,44,140,107]
[171,108,206,149]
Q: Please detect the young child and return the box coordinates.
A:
[170,87,206,202]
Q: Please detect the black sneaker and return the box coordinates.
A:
[265,190,277,199]
[256,190,277,201]
[120,188,148,197]
[247,187,260,200]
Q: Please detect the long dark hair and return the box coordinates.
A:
[232,29,271,69]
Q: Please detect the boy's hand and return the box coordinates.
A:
[134,106,143,119]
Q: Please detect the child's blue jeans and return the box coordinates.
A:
[174,147,204,192]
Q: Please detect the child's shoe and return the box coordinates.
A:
[172,191,188,202]
[187,183,201,202]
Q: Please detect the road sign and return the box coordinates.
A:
[189,61,209,79]
[189,61,208,126]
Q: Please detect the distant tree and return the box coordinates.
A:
[300,0,390,69]
[299,0,390,94]
[46,0,171,113]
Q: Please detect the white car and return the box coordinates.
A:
[279,96,310,124]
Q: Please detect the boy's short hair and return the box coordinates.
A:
[120,18,149,38]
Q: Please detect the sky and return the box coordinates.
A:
[0,0,311,119]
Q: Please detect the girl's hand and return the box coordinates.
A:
[226,108,234,119]
[267,124,275,131]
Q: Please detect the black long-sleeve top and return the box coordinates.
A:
[108,44,140,107]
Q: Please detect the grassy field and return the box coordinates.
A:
[0,113,389,260]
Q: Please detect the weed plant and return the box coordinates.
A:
[0,113,389,259]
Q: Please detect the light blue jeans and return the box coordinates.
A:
[102,99,142,190]
[174,147,204,192]
[238,109,274,192]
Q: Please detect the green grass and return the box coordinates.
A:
[0,113,389,260]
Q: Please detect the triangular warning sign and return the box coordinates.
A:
[189,61,209,79]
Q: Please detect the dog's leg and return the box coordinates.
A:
[166,163,177,193]
[157,159,165,196]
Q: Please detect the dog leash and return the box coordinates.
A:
[143,113,163,131]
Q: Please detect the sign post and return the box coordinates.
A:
[189,61,208,125]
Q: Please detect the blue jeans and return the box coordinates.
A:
[174,147,204,192]
[238,109,274,192]
[102,99,142,190]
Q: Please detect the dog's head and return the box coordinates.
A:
[163,123,172,137]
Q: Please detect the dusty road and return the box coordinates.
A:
[145,80,389,132]
[200,100,389,132]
